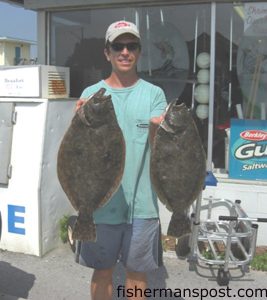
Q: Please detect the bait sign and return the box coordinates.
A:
[229,119,267,180]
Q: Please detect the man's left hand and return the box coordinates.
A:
[150,114,165,125]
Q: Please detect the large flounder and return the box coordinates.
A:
[57,88,125,241]
[150,100,206,238]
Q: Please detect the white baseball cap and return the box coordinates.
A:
[105,20,140,43]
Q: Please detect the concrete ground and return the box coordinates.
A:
[0,243,267,300]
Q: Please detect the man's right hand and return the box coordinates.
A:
[75,99,86,112]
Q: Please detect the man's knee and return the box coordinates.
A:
[92,268,113,283]
[126,270,147,281]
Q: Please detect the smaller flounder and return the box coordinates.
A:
[150,99,206,238]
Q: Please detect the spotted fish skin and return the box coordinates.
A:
[150,100,206,238]
[57,88,125,241]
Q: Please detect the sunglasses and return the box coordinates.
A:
[110,42,141,52]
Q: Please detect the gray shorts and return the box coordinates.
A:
[77,218,163,272]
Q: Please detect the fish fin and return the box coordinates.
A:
[167,212,191,238]
[175,234,191,259]
[72,213,97,242]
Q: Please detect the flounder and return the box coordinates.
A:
[150,100,206,238]
[57,88,125,241]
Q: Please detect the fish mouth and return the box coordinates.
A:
[83,88,106,103]
[84,88,110,104]
[77,88,111,126]
[82,88,111,111]
[160,99,187,133]
[160,102,176,133]
[93,88,106,98]
[91,88,110,103]
[175,98,184,106]
[165,99,184,114]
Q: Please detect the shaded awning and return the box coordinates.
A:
[1,0,24,6]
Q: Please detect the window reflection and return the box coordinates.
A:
[49,4,211,164]
[214,3,267,171]
[49,2,267,175]
[237,17,267,120]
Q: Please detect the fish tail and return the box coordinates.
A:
[167,211,191,238]
[72,213,97,242]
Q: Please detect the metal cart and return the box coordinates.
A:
[186,173,267,286]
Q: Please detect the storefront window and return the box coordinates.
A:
[214,2,267,172]
[50,3,211,155]
[49,2,267,179]
[49,5,210,100]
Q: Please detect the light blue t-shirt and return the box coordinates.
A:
[80,79,167,224]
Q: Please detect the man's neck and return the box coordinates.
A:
[105,71,139,88]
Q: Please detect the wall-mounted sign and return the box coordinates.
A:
[244,2,267,33]
[0,67,40,97]
[229,119,267,180]
[0,65,70,99]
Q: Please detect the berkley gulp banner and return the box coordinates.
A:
[229,119,267,180]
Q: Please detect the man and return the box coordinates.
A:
[76,20,167,300]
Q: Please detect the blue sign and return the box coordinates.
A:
[229,119,267,180]
[8,205,26,235]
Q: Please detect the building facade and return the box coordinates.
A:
[5,0,267,245]
[0,37,35,66]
